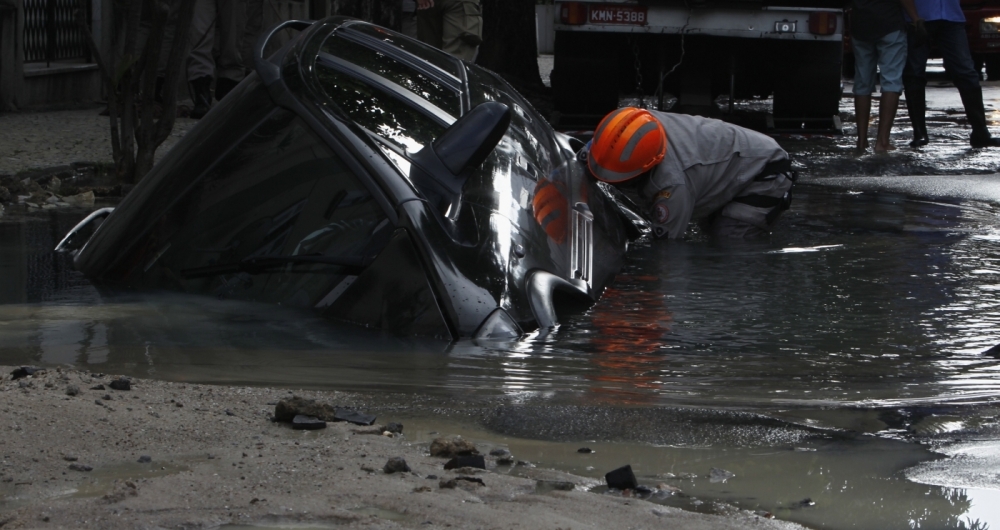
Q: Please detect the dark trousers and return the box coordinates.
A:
[902,20,980,93]
[902,20,993,141]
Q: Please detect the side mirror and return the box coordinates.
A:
[410,102,511,218]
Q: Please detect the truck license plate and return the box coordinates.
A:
[589,5,648,25]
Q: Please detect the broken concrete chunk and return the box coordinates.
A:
[605,465,638,490]
[443,455,485,470]
[291,415,327,430]
[429,436,477,457]
[273,396,337,423]
[334,408,376,426]
[10,366,40,380]
[383,457,411,474]
[108,378,131,391]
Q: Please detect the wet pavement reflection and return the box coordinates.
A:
[3,70,1000,529]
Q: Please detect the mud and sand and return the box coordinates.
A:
[0,366,803,529]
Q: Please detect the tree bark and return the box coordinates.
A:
[332,0,400,31]
[476,0,542,90]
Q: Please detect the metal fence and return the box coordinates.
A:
[23,0,92,64]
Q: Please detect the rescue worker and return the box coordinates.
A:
[586,107,796,239]
[415,0,483,62]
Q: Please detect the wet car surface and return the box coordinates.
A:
[63,18,639,340]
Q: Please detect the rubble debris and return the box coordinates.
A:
[273,396,337,423]
[443,455,485,470]
[291,415,327,430]
[383,457,411,474]
[536,480,575,492]
[334,408,376,426]
[383,422,404,434]
[137,455,152,463]
[10,366,40,380]
[68,463,93,472]
[108,378,131,391]
[709,468,735,484]
[605,465,638,490]
[430,436,477,457]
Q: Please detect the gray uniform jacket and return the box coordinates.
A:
[640,111,789,239]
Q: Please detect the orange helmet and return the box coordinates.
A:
[587,107,667,183]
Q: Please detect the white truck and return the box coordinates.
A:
[550,0,846,131]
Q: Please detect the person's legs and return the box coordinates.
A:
[712,171,795,239]
[188,0,217,119]
[852,37,879,151]
[903,23,932,147]
[439,0,481,61]
[937,21,1000,146]
[417,4,444,49]
[239,0,263,76]
[874,30,907,153]
[213,0,247,101]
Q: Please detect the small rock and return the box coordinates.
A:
[101,394,112,400]
[430,436,477,457]
[108,378,131,391]
[413,486,432,492]
[454,476,485,486]
[605,465,638,490]
[63,455,78,462]
[496,456,514,466]
[800,498,816,507]
[291,415,326,430]
[11,366,40,380]
[68,463,93,472]
[383,422,404,434]
[90,384,105,390]
[273,396,337,423]
[488,448,510,457]
[18,380,31,389]
[46,176,61,193]
[577,447,594,453]
[439,479,457,489]
[383,457,411,474]
[94,400,104,406]
[137,455,152,463]
[536,480,575,492]
[709,467,735,484]
[225,410,235,416]
[443,455,485,470]
[175,402,183,408]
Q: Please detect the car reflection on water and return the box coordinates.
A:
[58,18,642,341]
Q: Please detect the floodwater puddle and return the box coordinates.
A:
[4,85,1000,528]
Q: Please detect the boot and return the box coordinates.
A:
[958,85,1000,147]
[215,78,238,102]
[189,76,213,120]
[905,86,930,147]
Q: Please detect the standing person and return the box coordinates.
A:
[187,0,247,118]
[850,0,923,153]
[585,107,796,240]
[402,0,418,39]
[239,0,264,77]
[903,0,1000,147]
[415,0,482,62]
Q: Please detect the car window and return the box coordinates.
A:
[157,110,392,306]
[466,66,562,178]
[343,23,463,80]
[321,34,460,117]
[315,64,446,153]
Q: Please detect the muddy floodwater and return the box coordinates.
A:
[3,68,1000,529]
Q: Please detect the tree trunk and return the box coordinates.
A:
[476,0,542,90]
[332,0,400,31]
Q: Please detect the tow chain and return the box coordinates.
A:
[630,36,644,107]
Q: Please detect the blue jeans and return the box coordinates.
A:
[902,20,981,93]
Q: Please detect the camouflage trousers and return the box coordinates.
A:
[417,0,482,62]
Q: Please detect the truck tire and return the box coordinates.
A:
[986,56,1000,81]
[772,41,843,120]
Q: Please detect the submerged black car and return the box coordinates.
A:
[63,18,644,340]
